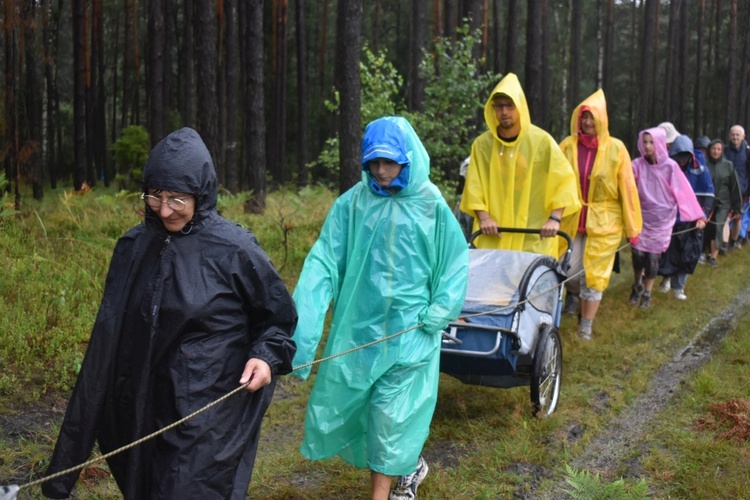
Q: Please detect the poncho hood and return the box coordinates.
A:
[360,116,430,197]
[484,73,531,143]
[569,89,610,144]
[669,134,694,157]
[142,127,218,217]
[637,127,670,164]
[670,135,714,198]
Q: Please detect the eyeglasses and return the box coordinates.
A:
[492,102,516,111]
[141,193,193,211]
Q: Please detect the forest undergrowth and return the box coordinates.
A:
[1,186,749,499]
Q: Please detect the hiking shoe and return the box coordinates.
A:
[731,240,742,251]
[658,278,671,293]
[673,289,687,300]
[720,245,728,255]
[707,257,718,268]
[563,294,580,316]
[639,291,652,309]
[628,283,644,306]
[578,327,592,341]
[698,254,707,265]
[390,456,429,500]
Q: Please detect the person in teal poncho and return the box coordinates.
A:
[291,117,469,499]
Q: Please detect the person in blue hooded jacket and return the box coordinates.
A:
[291,117,469,500]
[657,135,714,300]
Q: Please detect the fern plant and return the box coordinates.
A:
[563,464,650,500]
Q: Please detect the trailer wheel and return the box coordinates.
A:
[531,324,562,417]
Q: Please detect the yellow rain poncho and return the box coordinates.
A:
[460,73,581,256]
[559,89,642,290]
[291,117,469,476]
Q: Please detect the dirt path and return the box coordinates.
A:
[3,289,749,498]
[531,286,750,498]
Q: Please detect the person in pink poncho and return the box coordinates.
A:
[628,127,707,309]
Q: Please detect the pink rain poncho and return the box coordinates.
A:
[631,127,705,254]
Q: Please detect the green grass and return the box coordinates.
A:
[2,185,750,498]
[639,312,750,499]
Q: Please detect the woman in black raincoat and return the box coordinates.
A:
[42,128,297,499]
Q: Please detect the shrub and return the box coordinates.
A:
[111,125,150,190]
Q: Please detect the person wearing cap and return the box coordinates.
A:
[459,73,581,257]
[628,128,706,309]
[558,89,641,339]
[724,125,750,250]
[657,135,714,300]
[658,121,680,150]
[703,138,742,266]
[291,116,469,499]
[693,135,711,168]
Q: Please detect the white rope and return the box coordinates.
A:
[6,225,705,494]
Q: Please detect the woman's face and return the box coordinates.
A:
[580,111,596,135]
[642,133,656,159]
[145,189,195,232]
[709,142,723,161]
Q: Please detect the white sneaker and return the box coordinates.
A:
[658,278,671,293]
[673,289,687,300]
[390,456,429,500]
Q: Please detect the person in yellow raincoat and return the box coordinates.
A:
[459,72,581,256]
[559,89,642,340]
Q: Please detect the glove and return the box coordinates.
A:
[628,236,639,246]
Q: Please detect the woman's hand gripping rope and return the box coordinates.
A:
[3,324,425,497]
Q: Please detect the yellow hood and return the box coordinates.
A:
[484,73,531,143]
[569,89,611,144]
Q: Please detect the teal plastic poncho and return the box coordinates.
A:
[291,117,469,475]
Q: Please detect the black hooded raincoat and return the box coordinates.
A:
[42,128,297,499]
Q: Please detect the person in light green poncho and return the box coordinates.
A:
[291,116,469,499]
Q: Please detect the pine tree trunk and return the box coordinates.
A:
[335,0,363,194]
[269,0,289,184]
[694,0,706,136]
[181,0,196,127]
[726,0,738,133]
[73,0,86,190]
[444,0,457,43]
[295,0,310,186]
[570,0,581,108]
[602,0,614,94]
[42,0,60,189]
[505,0,519,73]
[224,0,239,193]
[84,2,96,186]
[526,0,543,124]
[408,0,426,112]
[148,0,166,146]
[122,0,131,129]
[243,0,267,213]
[23,0,43,199]
[194,0,219,172]
[93,0,108,186]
